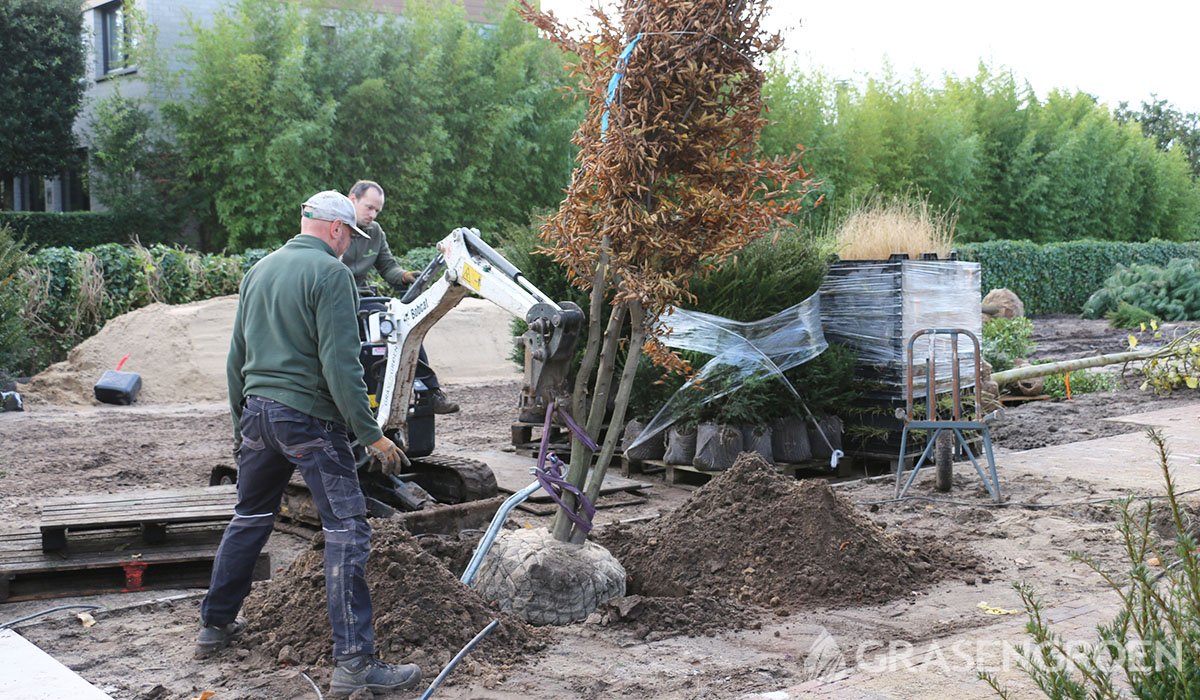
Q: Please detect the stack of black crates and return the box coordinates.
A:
[818,253,982,464]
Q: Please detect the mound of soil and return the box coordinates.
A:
[586,593,758,641]
[240,519,547,672]
[604,453,949,609]
[25,296,236,407]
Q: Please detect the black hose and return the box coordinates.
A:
[0,604,103,630]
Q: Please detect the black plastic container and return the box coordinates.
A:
[94,369,142,405]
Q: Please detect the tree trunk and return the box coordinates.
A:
[552,300,626,542]
[990,348,1163,385]
[570,301,646,544]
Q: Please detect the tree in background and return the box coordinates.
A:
[761,62,1200,243]
[1116,97,1200,179]
[0,0,86,177]
[88,96,211,242]
[153,0,579,252]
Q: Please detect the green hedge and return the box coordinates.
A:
[2,240,256,378]
[957,239,1200,315]
[0,211,167,250]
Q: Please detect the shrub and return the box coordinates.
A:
[15,243,250,377]
[147,244,199,304]
[959,240,1200,315]
[90,242,149,318]
[1105,300,1158,329]
[1082,258,1200,322]
[196,253,243,298]
[0,225,35,377]
[982,316,1035,373]
[1042,369,1118,399]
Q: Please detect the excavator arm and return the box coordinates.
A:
[361,227,583,446]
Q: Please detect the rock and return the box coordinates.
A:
[277,645,298,666]
[982,288,1025,321]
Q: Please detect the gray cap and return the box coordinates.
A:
[301,190,369,238]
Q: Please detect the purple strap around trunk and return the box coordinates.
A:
[533,400,598,533]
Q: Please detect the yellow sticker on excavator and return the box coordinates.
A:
[462,263,482,292]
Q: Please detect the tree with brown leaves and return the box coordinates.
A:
[519,0,819,544]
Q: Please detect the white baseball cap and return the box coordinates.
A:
[301,190,369,238]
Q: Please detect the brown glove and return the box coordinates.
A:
[401,270,418,285]
[366,435,410,475]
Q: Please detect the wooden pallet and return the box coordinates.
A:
[39,485,239,553]
[0,524,270,602]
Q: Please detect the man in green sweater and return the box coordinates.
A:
[344,179,459,414]
[197,190,422,697]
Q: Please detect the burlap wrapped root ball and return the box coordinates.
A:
[471,527,626,625]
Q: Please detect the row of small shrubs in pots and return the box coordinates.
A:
[622,347,860,471]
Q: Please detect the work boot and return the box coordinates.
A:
[330,655,422,698]
[194,619,245,658]
[432,388,459,414]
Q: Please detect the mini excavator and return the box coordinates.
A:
[211,227,583,532]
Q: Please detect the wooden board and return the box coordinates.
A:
[40,485,239,526]
[0,525,269,602]
[39,485,238,552]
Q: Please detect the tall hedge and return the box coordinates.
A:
[0,212,166,251]
[2,241,255,378]
[958,239,1200,315]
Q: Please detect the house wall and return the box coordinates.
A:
[68,0,495,212]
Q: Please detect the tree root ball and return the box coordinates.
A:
[471,527,626,626]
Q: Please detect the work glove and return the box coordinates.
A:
[366,435,410,476]
[401,270,418,285]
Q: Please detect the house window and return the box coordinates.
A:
[100,2,130,74]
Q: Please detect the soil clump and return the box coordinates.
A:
[601,453,954,609]
[240,519,547,672]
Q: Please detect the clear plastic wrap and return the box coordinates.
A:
[819,259,981,400]
[629,292,827,451]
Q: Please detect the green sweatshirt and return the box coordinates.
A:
[341,220,410,291]
[227,234,383,446]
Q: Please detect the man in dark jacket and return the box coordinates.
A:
[344,179,459,414]
[197,190,422,698]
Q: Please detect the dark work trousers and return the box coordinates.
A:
[200,396,374,660]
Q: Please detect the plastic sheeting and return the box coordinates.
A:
[628,292,827,451]
[819,259,981,400]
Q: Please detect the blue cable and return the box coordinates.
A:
[600,33,645,138]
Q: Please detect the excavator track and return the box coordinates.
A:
[404,454,498,504]
[207,454,500,535]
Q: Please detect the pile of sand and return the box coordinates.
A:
[240,520,547,670]
[25,296,238,407]
[602,453,959,609]
[24,296,520,407]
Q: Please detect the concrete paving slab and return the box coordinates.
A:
[997,402,1200,492]
[0,629,113,699]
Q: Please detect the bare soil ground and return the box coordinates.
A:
[2,314,1199,699]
